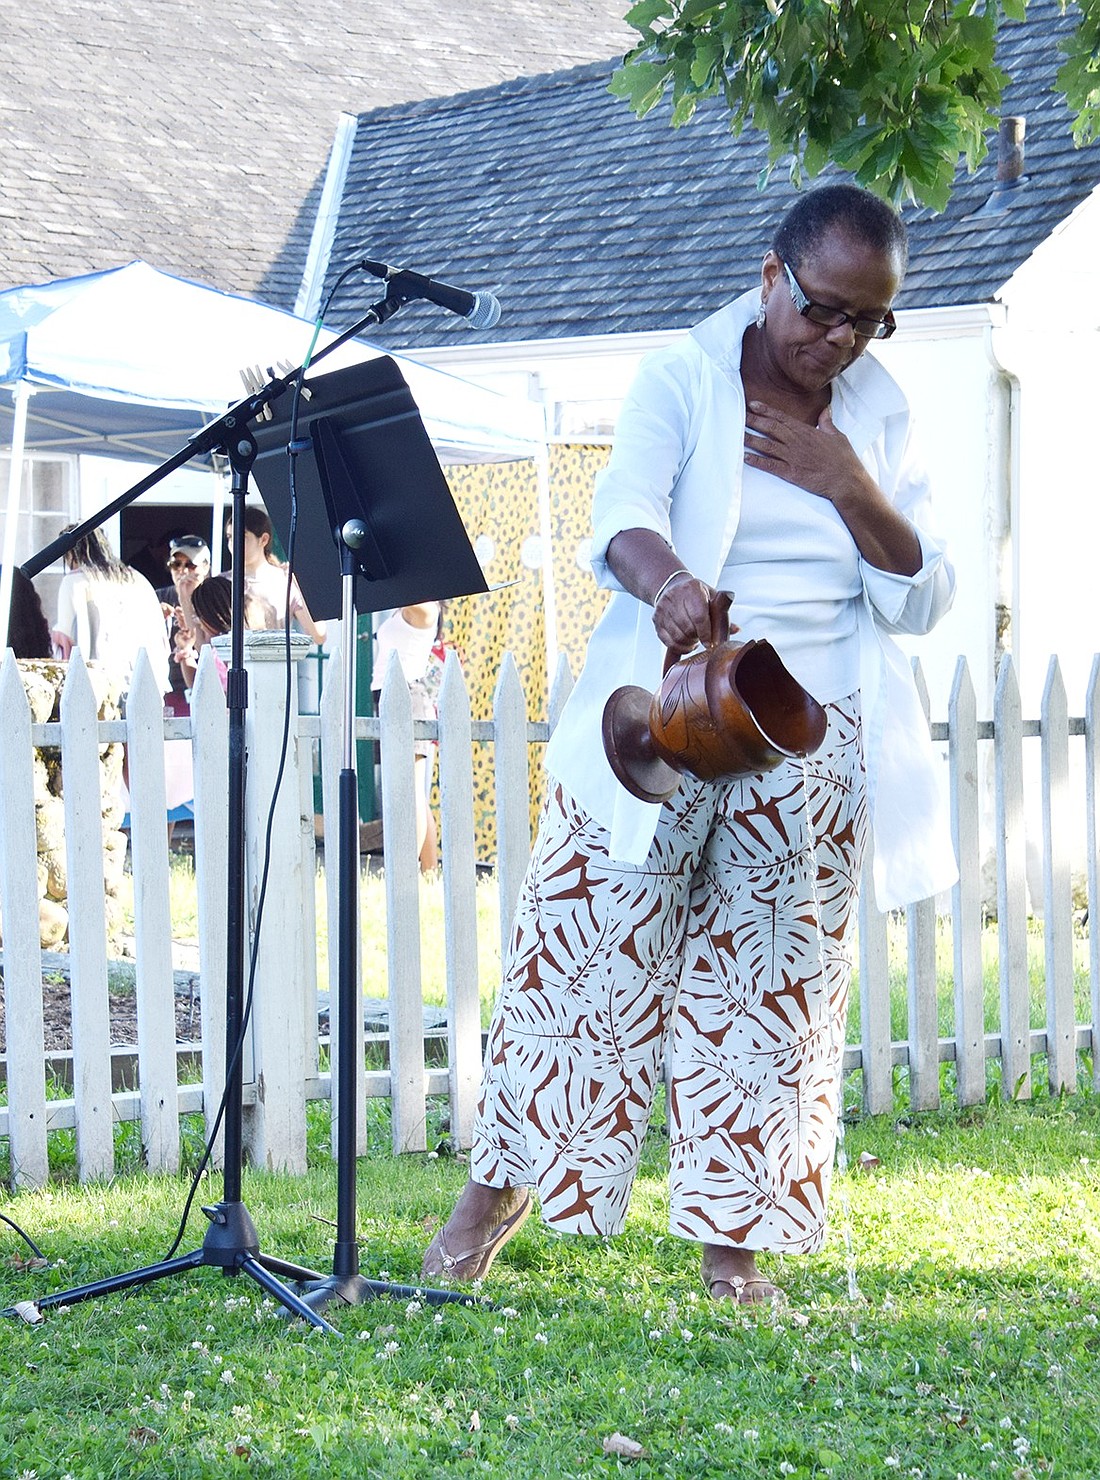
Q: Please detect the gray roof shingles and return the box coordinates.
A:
[321,0,1099,348]
[0,0,635,304]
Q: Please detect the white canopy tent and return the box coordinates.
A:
[0,261,550,648]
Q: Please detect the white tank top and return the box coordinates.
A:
[718,461,862,704]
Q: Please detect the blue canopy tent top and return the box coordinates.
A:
[0,261,549,647]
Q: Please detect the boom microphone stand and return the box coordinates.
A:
[11,292,489,1331]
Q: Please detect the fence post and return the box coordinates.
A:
[60,653,116,1181]
[493,654,530,960]
[1086,656,1100,1093]
[190,648,229,1163]
[438,654,483,1147]
[379,651,428,1155]
[238,631,313,1172]
[321,635,365,1160]
[906,660,941,1111]
[1041,657,1076,1091]
[857,840,893,1115]
[0,657,48,1189]
[125,651,180,1173]
[994,655,1031,1098]
[949,657,985,1105]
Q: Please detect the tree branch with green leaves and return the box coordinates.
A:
[609,0,1100,211]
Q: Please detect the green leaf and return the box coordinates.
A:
[677,0,723,24]
[624,0,675,31]
[607,60,673,118]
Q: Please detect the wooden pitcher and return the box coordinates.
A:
[602,637,828,804]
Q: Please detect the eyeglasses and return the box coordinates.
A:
[783,262,896,340]
[168,556,200,571]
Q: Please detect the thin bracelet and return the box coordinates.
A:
[651,568,692,607]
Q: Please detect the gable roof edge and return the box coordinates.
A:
[295,113,360,322]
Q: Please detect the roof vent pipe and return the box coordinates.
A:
[997,116,1026,185]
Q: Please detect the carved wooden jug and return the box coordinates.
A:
[602,637,828,804]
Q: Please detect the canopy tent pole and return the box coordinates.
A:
[0,381,31,652]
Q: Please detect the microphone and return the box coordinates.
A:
[358,259,502,330]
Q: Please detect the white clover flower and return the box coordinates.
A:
[220,1369,235,1385]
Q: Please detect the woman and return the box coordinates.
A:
[2,566,52,659]
[224,505,326,646]
[173,573,272,690]
[52,526,170,702]
[421,184,957,1304]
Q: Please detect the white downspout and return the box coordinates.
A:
[983,317,1022,673]
[0,381,31,651]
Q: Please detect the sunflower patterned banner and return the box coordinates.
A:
[441,444,611,861]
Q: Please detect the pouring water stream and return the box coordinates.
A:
[800,756,863,1305]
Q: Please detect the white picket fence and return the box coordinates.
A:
[1,640,1099,1189]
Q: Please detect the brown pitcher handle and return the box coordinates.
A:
[660,591,734,676]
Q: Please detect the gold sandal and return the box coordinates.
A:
[421,1192,533,1281]
[705,1273,785,1306]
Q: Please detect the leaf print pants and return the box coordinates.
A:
[469,694,868,1252]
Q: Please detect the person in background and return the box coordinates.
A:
[2,566,53,659]
[224,505,326,646]
[155,533,211,718]
[421,184,956,1305]
[52,526,170,703]
[173,573,273,692]
[371,600,443,872]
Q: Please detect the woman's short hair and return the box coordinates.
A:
[190,574,233,636]
[772,183,908,277]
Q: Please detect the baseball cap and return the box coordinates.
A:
[168,534,211,562]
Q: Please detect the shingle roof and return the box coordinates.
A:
[320,0,1099,348]
[0,0,634,305]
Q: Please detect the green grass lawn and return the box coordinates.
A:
[2,1091,1099,1478]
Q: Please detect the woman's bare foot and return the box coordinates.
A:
[700,1244,784,1305]
[421,1180,532,1281]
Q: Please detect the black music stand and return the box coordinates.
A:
[249,356,488,1315]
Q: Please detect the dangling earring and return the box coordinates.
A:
[756,297,767,329]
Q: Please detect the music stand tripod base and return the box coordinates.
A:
[24,1199,338,1333]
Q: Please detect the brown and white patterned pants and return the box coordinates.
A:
[470,695,867,1253]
